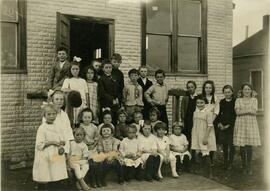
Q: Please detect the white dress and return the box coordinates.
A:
[156,136,175,162]
[33,123,68,182]
[169,134,191,161]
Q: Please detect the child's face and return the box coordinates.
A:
[134,113,143,124]
[103,114,112,124]
[118,113,126,123]
[129,73,139,83]
[82,111,92,125]
[71,65,80,77]
[242,85,252,97]
[139,68,148,78]
[187,83,196,95]
[149,112,158,122]
[127,128,137,139]
[103,64,112,75]
[74,131,84,143]
[101,127,112,138]
[53,93,64,110]
[173,126,182,136]
[86,69,95,81]
[92,61,101,71]
[142,125,151,137]
[45,108,57,124]
[155,73,165,84]
[223,88,233,99]
[156,128,166,138]
[204,83,213,95]
[111,59,121,69]
[57,51,67,62]
[196,99,206,110]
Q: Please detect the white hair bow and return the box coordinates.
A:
[102,107,111,112]
[73,56,82,62]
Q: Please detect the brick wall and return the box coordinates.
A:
[1,0,232,160]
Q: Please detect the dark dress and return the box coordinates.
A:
[115,123,128,140]
[112,68,124,104]
[216,98,236,145]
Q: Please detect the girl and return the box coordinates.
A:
[216,85,236,170]
[115,109,128,140]
[61,58,88,125]
[97,109,115,134]
[119,124,143,181]
[233,83,261,175]
[149,107,162,133]
[169,122,191,174]
[132,111,144,135]
[33,103,68,190]
[154,121,179,178]
[138,120,161,181]
[96,124,124,185]
[83,65,99,123]
[68,128,90,191]
[191,94,216,178]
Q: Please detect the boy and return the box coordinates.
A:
[111,53,124,105]
[145,69,169,126]
[91,58,103,81]
[123,69,144,123]
[98,59,120,125]
[47,47,71,91]
[137,66,153,120]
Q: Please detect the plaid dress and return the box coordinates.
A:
[87,82,99,119]
[233,98,261,146]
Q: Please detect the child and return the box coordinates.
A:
[169,122,191,174]
[137,66,153,120]
[149,107,162,133]
[115,109,128,140]
[191,94,216,178]
[123,69,144,123]
[61,58,88,125]
[33,103,68,190]
[145,69,169,126]
[154,122,179,178]
[119,124,143,181]
[98,59,120,125]
[96,124,124,185]
[68,128,90,191]
[91,58,102,81]
[111,53,125,105]
[47,47,71,91]
[97,109,115,134]
[233,83,261,175]
[83,65,99,123]
[132,111,144,135]
[216,85,236,170]
[138,120,161,181]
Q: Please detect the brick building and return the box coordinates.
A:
[1,0,233,160]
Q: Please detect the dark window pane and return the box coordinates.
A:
[178,37,199,71]
[146,0,171,34]
[1,23,17,68]
[1,0,18,22]
[146,35,171,72]
[251,71,262,109]
[178,0,201,36]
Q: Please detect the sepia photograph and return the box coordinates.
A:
[1,0,269,190]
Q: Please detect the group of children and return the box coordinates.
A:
[33,47,261,190]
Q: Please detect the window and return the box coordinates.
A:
[1,0,26,73]
[250,70,263,110]
[142,0,207,74]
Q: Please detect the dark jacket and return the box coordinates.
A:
[112,68,124,103]
[137,77,153,103]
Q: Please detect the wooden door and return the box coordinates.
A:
[56,12,70,56]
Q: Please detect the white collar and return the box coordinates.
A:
[195,107,207,112]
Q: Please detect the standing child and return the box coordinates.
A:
[191,94,216,178]
[115,109,129,140]
[68,128,90,191]
[154,122,179,178]
[33,103,68,190]
[169,122,191,174]
[47,47,71,91]
[149,107,162,133]
[123,69,144,123]
[145,69,169,126]
[137,66,153,120]
[91,59,103,81]
[233,83,261,175]
[216,85,236,170]
[138,120,161,181]
[119,124,143,181]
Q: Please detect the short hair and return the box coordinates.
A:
[111,53,122,62]
[82,65,98,82]
[102,108,112,120]
[57,46,68,53]
[101,59,112,68]
[133,111,143,119]
[41,102,58,117]
[139,120,151,134]
[154,121,167,132]
[196,94,207,103]
[138,65,148,71]
[222,84,234,93]
[155,69,165,77]
[149,107,160,118]
[73,127,86,137]
[77,108,94,124]
[100,123,114,136]
[117,108,127,119]
[128,68,139,76]
[172,121,184,132]
[202,80,216,103]
[128,124,137,133]
[186,80,197,89]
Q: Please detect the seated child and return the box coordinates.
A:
[95,124,124,185]
[132,111,144,135]
[119,124,143,181]
[169,122,191,174]
[115,109,128,140]
[149,107,162,133]
[97,109,115,135]
[68,128,90,191]
[155,122,179,178]
[138,120,161,182]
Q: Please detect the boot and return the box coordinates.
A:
[78,178,90,191]
[145,158,153,181]
[135,165,143,181]
[240,147,247,174]
[228,145,235,170]
[203,156,213,179]
[183,155,191,173]
[170,159,179,178]
[247,146,253,175]
[175,155,182,174]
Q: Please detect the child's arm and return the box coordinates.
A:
[98,78,114,106]
[144,85,156,106]
[122,86,127,105]
[82,144,89,160]
[61,79,72,92]
[203,112,214,145]
[47,66,55,90]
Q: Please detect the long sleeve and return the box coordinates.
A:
[119,140,126,157]
[144,85,154,103]
[47,66,55,90]
[35,125,46,151]
[61,78,70,90]
[98,78,114,107]
[82,144,89,158]
[180,97,187,122]
[251,98,258,112]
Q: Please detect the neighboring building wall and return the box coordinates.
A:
[1,0,233,160]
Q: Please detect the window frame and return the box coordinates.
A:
[1,0,27,74]
[141,0,207,75]
[249,69,264,111]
